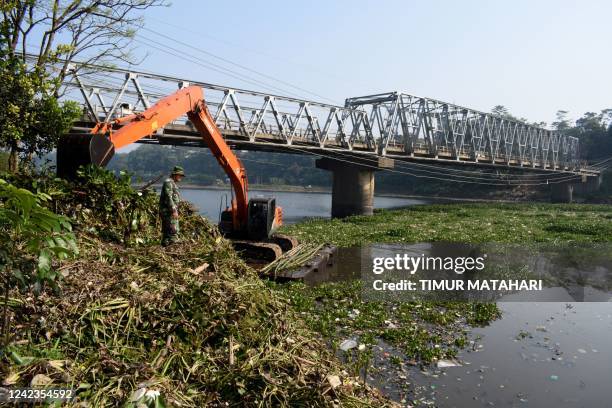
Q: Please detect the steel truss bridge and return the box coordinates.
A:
[61,61,599,177]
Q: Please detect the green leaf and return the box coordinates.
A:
[9,350,34,366]
[38,249,51,275]
[53,236,67,248]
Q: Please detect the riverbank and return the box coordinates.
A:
[1,170,389,407]
[136,182,331,194]
[137,182,542,204]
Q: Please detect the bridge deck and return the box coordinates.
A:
[70,120,598,177]
[54,58,599,177]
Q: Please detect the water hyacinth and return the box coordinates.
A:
[282,204,612,246]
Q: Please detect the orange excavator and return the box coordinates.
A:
[57,85,296,259]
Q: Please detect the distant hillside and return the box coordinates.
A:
[27,143,611,201]
[106,144,536,199]
[107,145,329,187]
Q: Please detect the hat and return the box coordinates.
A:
[171,166,185,176]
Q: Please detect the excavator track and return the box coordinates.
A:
[231,234,298,263]
[231,241,283,263]
[268,234,298,252]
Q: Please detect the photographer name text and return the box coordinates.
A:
[372,279,542,291]
[371,254,542,292]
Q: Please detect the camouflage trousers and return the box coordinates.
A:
[161,213,180,247]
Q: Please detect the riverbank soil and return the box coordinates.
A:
[280,203,612,406]
[0,169,390,407]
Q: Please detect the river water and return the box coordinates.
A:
[183,189,611,407]
[316,244,612,407]
[421,302,612,407]
[181,187,427,223]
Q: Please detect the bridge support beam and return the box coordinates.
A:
[316,156,394,218]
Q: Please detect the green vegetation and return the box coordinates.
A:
[1,169,388,407]
[4,166,160,246]
[276,280,500,365]
[106,145,330,187]
[0,45,80,172]
[0,178,77,346]
[282,203,612,247]
[278,202,612,377]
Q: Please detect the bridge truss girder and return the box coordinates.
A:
[60,61,583,172]
[344,92,580,170]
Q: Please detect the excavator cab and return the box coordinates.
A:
[247,197,277,240]
[219,197,280,240]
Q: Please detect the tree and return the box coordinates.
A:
[0,45,81,172]
[491,105,519,121]
[599,109,612,130]
[2,0,167,95]
[572,110,612,160]
[552,110,570,131]
[0,0,166,172]
[491,105,509,117]
[575,111,605,133]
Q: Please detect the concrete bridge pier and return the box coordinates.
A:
[316,156,394,218]
[573,174,603,195]
[551,174,603,203]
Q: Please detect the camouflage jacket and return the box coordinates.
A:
[159,178,181,215]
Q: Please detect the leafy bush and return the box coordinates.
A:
[4,165,160,245]
[0,178,77,344]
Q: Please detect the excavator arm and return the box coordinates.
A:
[58,86,249,231]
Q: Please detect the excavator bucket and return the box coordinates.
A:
[56,133,115,179]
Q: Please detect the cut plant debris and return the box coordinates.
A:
[0,168,391,407]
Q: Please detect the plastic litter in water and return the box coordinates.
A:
[339,339,358,351]
[437,359,462,368]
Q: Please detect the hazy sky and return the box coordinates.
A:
[131,0,611,127]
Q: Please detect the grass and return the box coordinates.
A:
[281,203,612,246]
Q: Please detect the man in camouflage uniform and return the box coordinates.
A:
[159,166,185,246]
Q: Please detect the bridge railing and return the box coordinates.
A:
[57,60,581,170]
[63,63,377,150]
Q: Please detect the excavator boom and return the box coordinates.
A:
[103,86,249,230]
[57,86,258,234]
